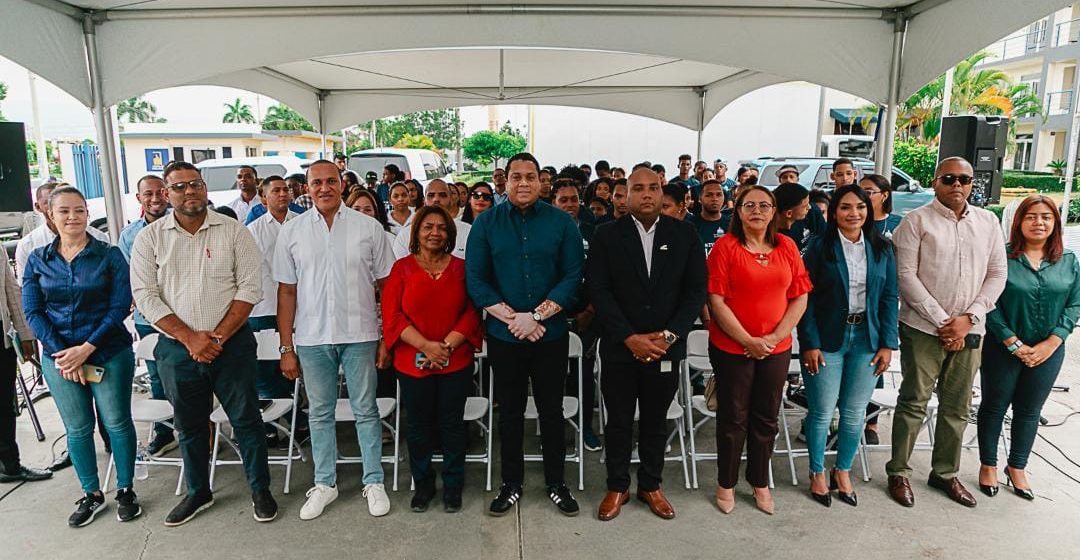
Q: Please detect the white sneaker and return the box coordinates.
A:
[299,484,338,520]
[363,483,390,517]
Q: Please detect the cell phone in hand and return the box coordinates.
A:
[415,352,426,369]
[82,364,105,384]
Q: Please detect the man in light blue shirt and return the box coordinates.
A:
[118,174,175,457]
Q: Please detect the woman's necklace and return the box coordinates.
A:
[416,253,449,279]
[743,242,771,267]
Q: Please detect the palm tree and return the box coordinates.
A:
[261,103,314,131]
[222,98,255,124]
[116,96,160,123]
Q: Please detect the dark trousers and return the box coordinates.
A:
[710,347,788,488]
[488,335,569,486]
[600,356,679,492]
[0,345,20,470]
[155,326,270,498]
[397,367,472,489]
[977,342,1065,470]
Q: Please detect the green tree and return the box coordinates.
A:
[0,81,7,121]
[261,103,314,131]
[462,129,527,168]
[116,96,161,123]
[393,133,438,151]
[360,109,463,150]
[222,97,255,124]
[892,140,938,188]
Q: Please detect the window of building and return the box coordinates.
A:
[172,147,185,162]
[246,147,258,157]
[222,146,233,159]
[1014,135,1033,171]
[190,149,216,164]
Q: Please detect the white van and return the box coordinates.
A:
[347,148,453,187]
[87,155,311,230]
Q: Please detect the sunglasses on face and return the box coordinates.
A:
[936,174,973,186]
[166,180,207,193]
[471,192,494,201]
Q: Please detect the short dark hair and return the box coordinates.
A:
[632,162,651,172]
[773,183,810,213]
[409,205,457,255]
[729,185,779,247]
[651,163,666,174]
[541,166,558,176]
[238,165,257,177]
[595,160,610,172]
[662,182,688,201]
[809,189,832,209]
[334,153,346,161]
[136,174,164,190]
[824,185,889,260]
[384,163,400,175]
[832,157,855,171]
[579,163,592,170]
[287,173,307,185]
[860,173,893,213]
[506,152,541,175]
[346,189,390,231]
[558,165,589,188]
[35,182,59,200]
[678,154,692,162]
[259,175,286,194]
[163,161,199,181]
[699,179,724,194]
[306,159,341,181]
[214,206,238,220]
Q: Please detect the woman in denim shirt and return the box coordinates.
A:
[798,185,899,508]
[23,187,138,527]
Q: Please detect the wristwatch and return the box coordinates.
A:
[662,330,678,345]
[967,313,980,325]
[1005,340,1022,353]
[531,311,543,322]
[278,345,295,355]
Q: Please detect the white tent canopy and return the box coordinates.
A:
[1,0,1069,238]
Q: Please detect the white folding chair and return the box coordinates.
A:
[682,330,776,490]
[335,378,401,492]
[209,330,303,494]
[596,346,690,489]
[524,332,585,490]
[105,334,185,495]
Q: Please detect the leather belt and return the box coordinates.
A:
[845,313,866,325]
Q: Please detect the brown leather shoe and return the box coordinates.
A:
[888,475,915,508]
[928,476,977,508]
[597,491,629,521]
[636,488,675,520]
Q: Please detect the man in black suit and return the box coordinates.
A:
[588,167,707,521]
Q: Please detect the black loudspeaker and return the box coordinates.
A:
[938,115,1008,206]
[0,122,33,213]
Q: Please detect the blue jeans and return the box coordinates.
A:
[247,316,292,400]
[298,342,383,486]
[42,347,136,493]
[803,322,879,474]
[977,341,1065,470]
[134,323,170,437]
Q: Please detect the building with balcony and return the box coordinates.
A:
[980,4,1080,172]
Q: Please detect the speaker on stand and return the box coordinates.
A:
[938,115,1009,206]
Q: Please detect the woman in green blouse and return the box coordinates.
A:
[977,195,1080,500]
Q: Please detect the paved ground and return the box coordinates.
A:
[4,329,1080,560]
[4,228,1080,560]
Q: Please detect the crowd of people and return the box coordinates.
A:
[0,149,1077,530]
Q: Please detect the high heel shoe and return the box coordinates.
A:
[1004,467,1035,501]
[830,468,858,507]
[715,486,735,514]
[809,473,831,507]
[751,487,774,515]
[978,467,999,497]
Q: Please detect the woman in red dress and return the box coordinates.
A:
[707,185,811,515]
[382,206,482,514]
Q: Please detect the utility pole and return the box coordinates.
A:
[27,70,48,179]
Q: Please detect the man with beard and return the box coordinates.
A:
[227,165,260,220]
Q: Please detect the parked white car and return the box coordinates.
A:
[87,155,311,230]
[347,148,453,187]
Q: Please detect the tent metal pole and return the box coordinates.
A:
[696,88,706,161]
[877,14,908,177]
[83,15,125,242]
[317,92,328,158]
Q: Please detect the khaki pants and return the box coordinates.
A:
[885,323,981,480]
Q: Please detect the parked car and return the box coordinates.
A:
[755,157,931,216]
[347,148,453,187]
[86,155,311,230]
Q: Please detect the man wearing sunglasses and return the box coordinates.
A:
[886,157,1007,509]
[130,161,276,526]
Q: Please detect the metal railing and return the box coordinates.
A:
[1055,17,1080,47]
[980,29,1048,64]
[1046,90,1075,116]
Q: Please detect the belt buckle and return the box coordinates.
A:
[846,313,863,325]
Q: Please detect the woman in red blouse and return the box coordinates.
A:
[382,206,482,514]
[707,185,811,516]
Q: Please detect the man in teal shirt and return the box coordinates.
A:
[466,152,585,518]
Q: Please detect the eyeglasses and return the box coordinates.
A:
[471,192,494,201]
[862,189,883,196]
[166,180,207,193]
[936,174,973,186]
[739,202,775,212]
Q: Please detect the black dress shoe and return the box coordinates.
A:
[411,480,436,512]
[443,486,462,513]
[49,451,72,472]
[830,469,857,507]
[1004,468,1035,501]
[0,465,53,483]
[488,483,522,517]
